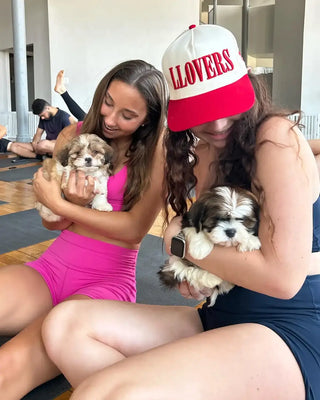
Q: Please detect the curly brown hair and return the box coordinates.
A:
[81,60,168,211]
[163,73,301,218]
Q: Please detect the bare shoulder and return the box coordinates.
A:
[256,115,314,160]
[254,114,319,198]
[54,124,78,156]
[256,116,297,146]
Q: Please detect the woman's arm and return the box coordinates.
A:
[166,117,316,299]
[33,139,165,245]
[38,124,79,231]
[42,218,72,231]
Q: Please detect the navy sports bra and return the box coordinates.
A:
[312,195,320,252]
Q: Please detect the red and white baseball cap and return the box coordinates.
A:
[162,24,255,132]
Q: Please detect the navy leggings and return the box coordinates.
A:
[198,275,320,400]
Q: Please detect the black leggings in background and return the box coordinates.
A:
[61,91,87,121]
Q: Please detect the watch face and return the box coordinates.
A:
[171,235,186,258]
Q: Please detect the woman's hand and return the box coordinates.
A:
[177,280,214,301]
[163,215,183,254]
[164,215,214,301]
[33,167,63,213]
[62,170,97,207]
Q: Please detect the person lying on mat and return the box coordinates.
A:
[0,59,167,399]
[40,25,320,400]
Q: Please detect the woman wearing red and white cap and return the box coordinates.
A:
[42,25,320,400]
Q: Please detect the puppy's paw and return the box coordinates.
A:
[35,203,63,222]
[96,202,113,212]
[91,196,113,212]
[237,235,261,252]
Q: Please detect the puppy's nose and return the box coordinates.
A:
[225,228,236,238]
[85,157,92,164]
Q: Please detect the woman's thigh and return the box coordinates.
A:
[72,322,305,400]
[0,264,52,334]
[47,299,203,355]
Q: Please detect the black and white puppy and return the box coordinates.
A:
[35,133,114,222]
[158,186,261,306]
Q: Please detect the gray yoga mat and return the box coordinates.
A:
[0,157,40,168]
[0,165,41,182]
[0,208,59,254]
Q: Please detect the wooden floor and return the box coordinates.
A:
[0,153,165,266]
[0,152,165,400]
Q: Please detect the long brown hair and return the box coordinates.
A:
[163,73,301,218]
[81,60,168,210]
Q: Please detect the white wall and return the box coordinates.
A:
[0,0,51,112]
[47,0,199,114]
[0,0,198,117]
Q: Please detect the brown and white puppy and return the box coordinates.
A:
[158,186,261,306]
[35,133,114,222]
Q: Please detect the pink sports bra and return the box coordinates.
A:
[76,121,126,211]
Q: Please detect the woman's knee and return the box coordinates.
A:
[71,379,137,400]
[0,340,32,393]
[42,300,80,359]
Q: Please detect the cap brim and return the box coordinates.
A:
[167,75,255,132]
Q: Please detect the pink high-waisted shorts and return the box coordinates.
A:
[26,230,138,305]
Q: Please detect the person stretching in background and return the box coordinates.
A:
[54,70,86,121]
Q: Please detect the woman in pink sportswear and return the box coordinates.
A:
[0,60,168,398]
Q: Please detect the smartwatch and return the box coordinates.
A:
[170,231,186,258]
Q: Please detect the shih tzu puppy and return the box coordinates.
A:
[158,186,261,306]
[35,133,114,222]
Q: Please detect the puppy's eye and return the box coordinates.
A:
[202,225,212,232]
[70,152,79,159]
[235,218,244,222]
[243,217,257,227]
[217,217,229,222]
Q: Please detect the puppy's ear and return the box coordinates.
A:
[184,201,207,233]
[103,145,114,164]
[56,143,71,166]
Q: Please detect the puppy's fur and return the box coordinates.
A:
[35,133,114,222]
[158,186,261,306]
